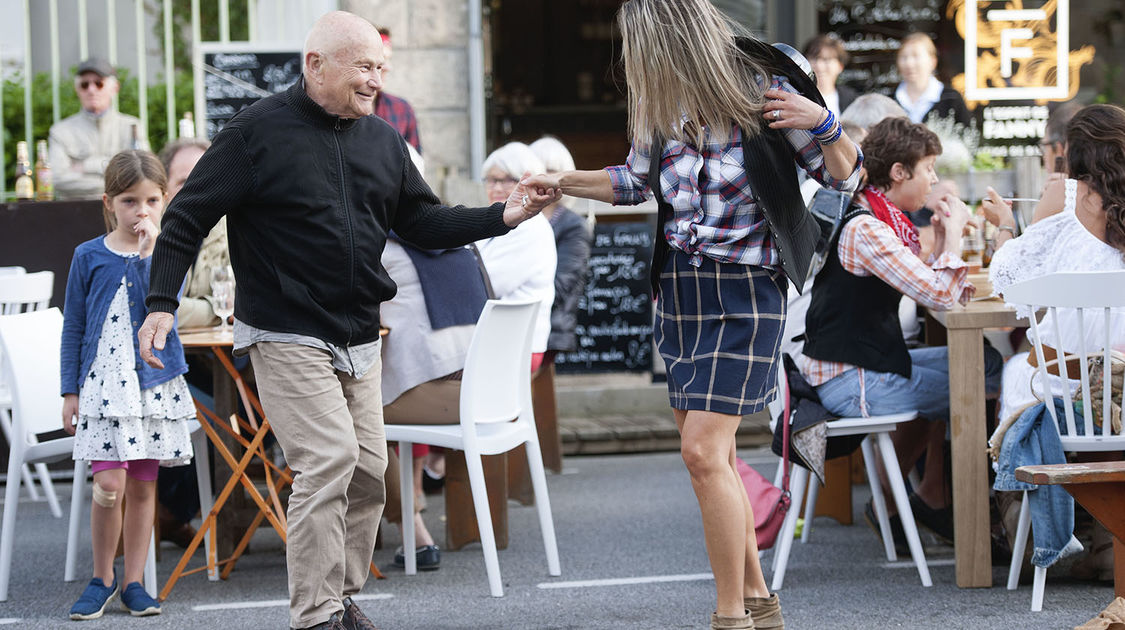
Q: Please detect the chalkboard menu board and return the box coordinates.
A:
[555,221,654,373]
[198,44,301,139]
[818,0,951,95]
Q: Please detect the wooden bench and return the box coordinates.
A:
[1015,461,1125,598]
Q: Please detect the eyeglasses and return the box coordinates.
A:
[484,176,519,188]
[78,80,105,91]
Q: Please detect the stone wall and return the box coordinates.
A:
[342,0,485,204]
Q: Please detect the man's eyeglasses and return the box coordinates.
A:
[484,176,519,188]
[78,80,105,91]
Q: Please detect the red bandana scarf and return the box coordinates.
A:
[862,185,921,256]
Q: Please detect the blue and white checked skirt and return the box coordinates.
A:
[655,250,787,416]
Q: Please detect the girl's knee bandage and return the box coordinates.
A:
[91,482,117,508]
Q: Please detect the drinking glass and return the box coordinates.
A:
[210,265,235,331]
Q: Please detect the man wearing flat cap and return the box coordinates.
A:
[48,57,149,199]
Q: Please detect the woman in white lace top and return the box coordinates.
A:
[984,104,1125,425]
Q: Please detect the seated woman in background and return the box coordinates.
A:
[477,142,557,370]
[528,137,592,363]
[984,103,1125,581]
[379,234,494,571]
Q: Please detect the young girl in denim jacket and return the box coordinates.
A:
[60,150,195,620]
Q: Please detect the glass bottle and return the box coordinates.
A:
[178,111,195,139]
[130,124,143,150]
[14,141,34,200]
[34,140,53,201]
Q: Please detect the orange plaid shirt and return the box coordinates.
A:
[796,214,974,386]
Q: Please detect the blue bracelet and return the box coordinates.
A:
[810,109,835,136]
[817,121,843,145]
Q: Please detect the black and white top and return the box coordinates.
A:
[75,260,194,465]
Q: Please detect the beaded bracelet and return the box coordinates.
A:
[810,109,835,136]
[815,120,843,145]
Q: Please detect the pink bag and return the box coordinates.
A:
[736,370,792,550]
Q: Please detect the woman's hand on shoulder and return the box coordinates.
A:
[762,88,828,131]
[61,394,78,435]
[135,217,160,258]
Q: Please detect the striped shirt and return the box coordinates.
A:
[605,76,863,269]
[796,214,975,386]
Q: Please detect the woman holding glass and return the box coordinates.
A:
[526,0,862,626]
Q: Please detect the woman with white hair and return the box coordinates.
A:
[528,137,592,359]
[479,142,557,369]
[525,0,863,626]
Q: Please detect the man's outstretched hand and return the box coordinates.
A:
[502,170,562,228]
[138,312,175,369]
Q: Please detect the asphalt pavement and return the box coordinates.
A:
[0,449,1113,629]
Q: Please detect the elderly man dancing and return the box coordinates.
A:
[138,11,558,630]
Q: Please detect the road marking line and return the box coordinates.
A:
[0,619,21,625]
[192,593,392,611]
[538,573,713,589]
[881,558,955,569]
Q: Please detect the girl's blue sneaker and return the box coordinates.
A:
[120,582,161,617]
[69,576,119,620]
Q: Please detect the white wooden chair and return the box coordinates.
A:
[766,363,931,589]
[0,309,156,600]
[0,271,62,518]
[1000,270,1125,611]
[384,300,561,597]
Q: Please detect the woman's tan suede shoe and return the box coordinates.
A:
[710,610,754,629]
[745,593,784,629]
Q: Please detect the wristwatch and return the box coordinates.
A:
[997,224,1018,237]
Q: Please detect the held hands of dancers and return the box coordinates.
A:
[502,170,562,228]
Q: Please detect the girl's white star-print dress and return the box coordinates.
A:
[74,256,194,465]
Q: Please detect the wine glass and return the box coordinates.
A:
[210,265,235,331]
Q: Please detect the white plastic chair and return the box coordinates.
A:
[0,309,157,600]
[766,363,931,590]
[1000,270,1125,611]
[384,300,561,597]
[0,271,62,517]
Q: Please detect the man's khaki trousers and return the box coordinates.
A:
[249,342,387,629]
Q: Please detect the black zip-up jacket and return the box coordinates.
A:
[148,81,511,346]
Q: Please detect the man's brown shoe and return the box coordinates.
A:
[745,593,784,629]
[341,597,379,630]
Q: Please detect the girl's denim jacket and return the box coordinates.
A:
[60,236,188,396]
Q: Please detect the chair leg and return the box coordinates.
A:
[876,432,931,587]
[191,430,218,581]
[0,410,37,503]
[144,531,157,596]
[20,465,39,502]
[65,460,88,583]
[801,478,819,544]
[0,453,25,601]
[400,443,417,576]
[1031,565,1046,612]
[770,464,808,591]
[1007,491,1031,591]
[464,448,504,597]
[33,463,62,518]
[860,437,896,561]
[772,458,784,488]
[523,435,561,576]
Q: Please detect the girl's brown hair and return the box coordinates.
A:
[102,149,167,232]
[1066,104,1125,255]
[860,117,942,189]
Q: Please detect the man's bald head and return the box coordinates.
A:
[303,11,382,72]
[302,11,385,119]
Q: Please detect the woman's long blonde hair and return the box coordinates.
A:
[618,0,767,148]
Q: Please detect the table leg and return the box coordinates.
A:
[814,455,853,525]
[210,355,253,559]
[948,328,992,588]
[444,451,508,551]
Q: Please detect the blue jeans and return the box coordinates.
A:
[814,346,1003,421]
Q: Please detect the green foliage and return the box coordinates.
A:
[3,68,194,193]
[971,151,1006,172]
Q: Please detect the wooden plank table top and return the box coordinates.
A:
[929,272,1026,588]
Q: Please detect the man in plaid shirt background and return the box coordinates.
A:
[375,27,422,154]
